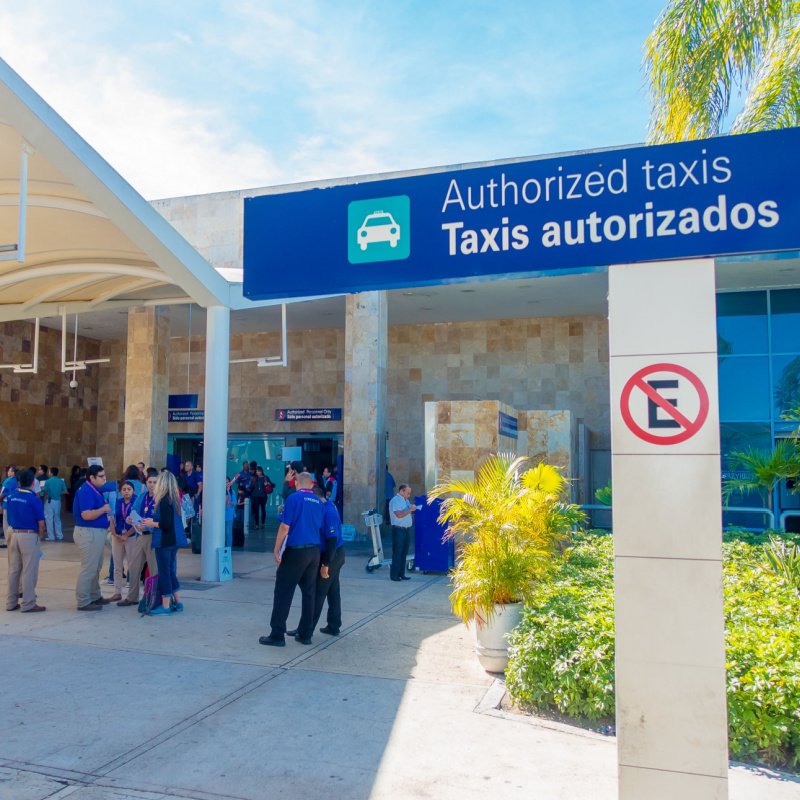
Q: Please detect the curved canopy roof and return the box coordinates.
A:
[0,57,230,324]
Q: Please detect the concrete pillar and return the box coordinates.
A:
[609,259,728,800]
[344,291,387,527]
[123,306,170,471]
[201,305,230,582]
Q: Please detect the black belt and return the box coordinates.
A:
[286,543,318,550]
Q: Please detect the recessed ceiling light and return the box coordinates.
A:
[460,289,476,293]
[402,292,416,296]
[420,306,433,311]
[778,267,795,273]
[527,300,539,304]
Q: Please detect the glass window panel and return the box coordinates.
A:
[718,356,770,421]
[720,422,772,511]
[770,289,800,353]
[716,291,768,355]
[772,354,800,420]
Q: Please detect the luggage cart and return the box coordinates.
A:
[363,509,415,574]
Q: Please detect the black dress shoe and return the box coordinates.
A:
[77,603,103,611]
[294,634,313,645]
[286,628,298,637]
[259,635,285,647]
[319,626,340,636]
[6,604,20,611]
[94,597,111,605]
[401,576,411,580]
[390,577,402,582]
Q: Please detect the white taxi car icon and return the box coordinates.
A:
[357,211,401,250]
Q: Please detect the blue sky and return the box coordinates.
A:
[0,0,666,199]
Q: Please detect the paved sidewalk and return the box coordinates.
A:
[1,541,797,800]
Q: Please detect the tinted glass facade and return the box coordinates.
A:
[717,289,800,522]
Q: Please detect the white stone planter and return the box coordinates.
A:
[474,602,523,673]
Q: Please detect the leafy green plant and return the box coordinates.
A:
[428,453,584,626]
[505,533,800,770]
[722,441,800,510]
[594,481,612,506]
[761,535,800,593]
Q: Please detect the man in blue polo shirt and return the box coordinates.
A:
[6,469,46,612]
[0,465,18,546]
[72,464,113,611]
[287,485,346,638]
[260,472,324,647]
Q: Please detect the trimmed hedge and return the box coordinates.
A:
[505,531,800,770]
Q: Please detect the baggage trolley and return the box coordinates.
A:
[363,509,415,573]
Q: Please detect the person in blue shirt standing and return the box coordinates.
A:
[288,485,346,638]
[117,468,159,607]
[72,464,113,611]
[5,469,46,612]
[260,472,324,647]
[0,465,18,546]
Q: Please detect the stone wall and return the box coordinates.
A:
[167,329,346,435]
[0,322,103,471]
[388,316,609,491]
[161,313,609,496]
[96,339,127,477]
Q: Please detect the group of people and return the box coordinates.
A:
[3,461,186,615]
[3,451,418,646]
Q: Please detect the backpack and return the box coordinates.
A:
[138,574,159,616]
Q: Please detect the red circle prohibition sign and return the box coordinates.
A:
[620,362,710,445]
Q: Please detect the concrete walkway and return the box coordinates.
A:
[1,540,797,800]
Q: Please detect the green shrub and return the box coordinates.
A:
[505,532,800,770]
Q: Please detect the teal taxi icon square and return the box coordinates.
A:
[348,195,410,264]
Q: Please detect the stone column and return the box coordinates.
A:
[123,306,170,470]
[344,292,387,527]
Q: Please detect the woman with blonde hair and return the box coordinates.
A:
[143,471,187,615]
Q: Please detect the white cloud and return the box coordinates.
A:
[0,5,281,198]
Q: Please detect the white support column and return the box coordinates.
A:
[609,259,728,800]
[201,305,230,582]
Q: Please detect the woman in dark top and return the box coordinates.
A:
[143,471,187,616]
[251,466,269,529]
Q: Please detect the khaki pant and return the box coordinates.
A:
[7,530,41,611]
[111,535,139,594]
[125,534,157,602]
[73,525,108,609]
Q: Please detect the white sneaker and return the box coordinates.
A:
[105,578,114,585]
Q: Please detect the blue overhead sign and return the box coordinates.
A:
[243,129,800,300]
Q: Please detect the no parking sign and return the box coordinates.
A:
[619,363,710,445]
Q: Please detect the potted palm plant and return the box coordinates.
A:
[428,452,584,672]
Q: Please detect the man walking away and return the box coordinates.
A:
[6,469,46,612]
[43,467,67,541]
[260,472,323,647]
[389,484,419,581]
[73,464,113,611]
[288,485,345,637]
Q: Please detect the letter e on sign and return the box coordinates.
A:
[619,363,709,445]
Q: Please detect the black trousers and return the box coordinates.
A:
[252,496,267,526]
[270,546,320,639]
[390,526,411,579]
[312,546,345,632]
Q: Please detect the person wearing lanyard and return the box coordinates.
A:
[287,485,346,638]
[109,481,137,603]
[260,472,324,647]
[72,464,113,611]
[5,469,46,612]
[117,468,159,607]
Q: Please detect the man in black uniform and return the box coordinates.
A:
[259,472,324,647]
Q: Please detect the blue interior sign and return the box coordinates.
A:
[243,128,800,301]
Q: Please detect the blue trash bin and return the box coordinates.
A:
[414,497,454,572]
